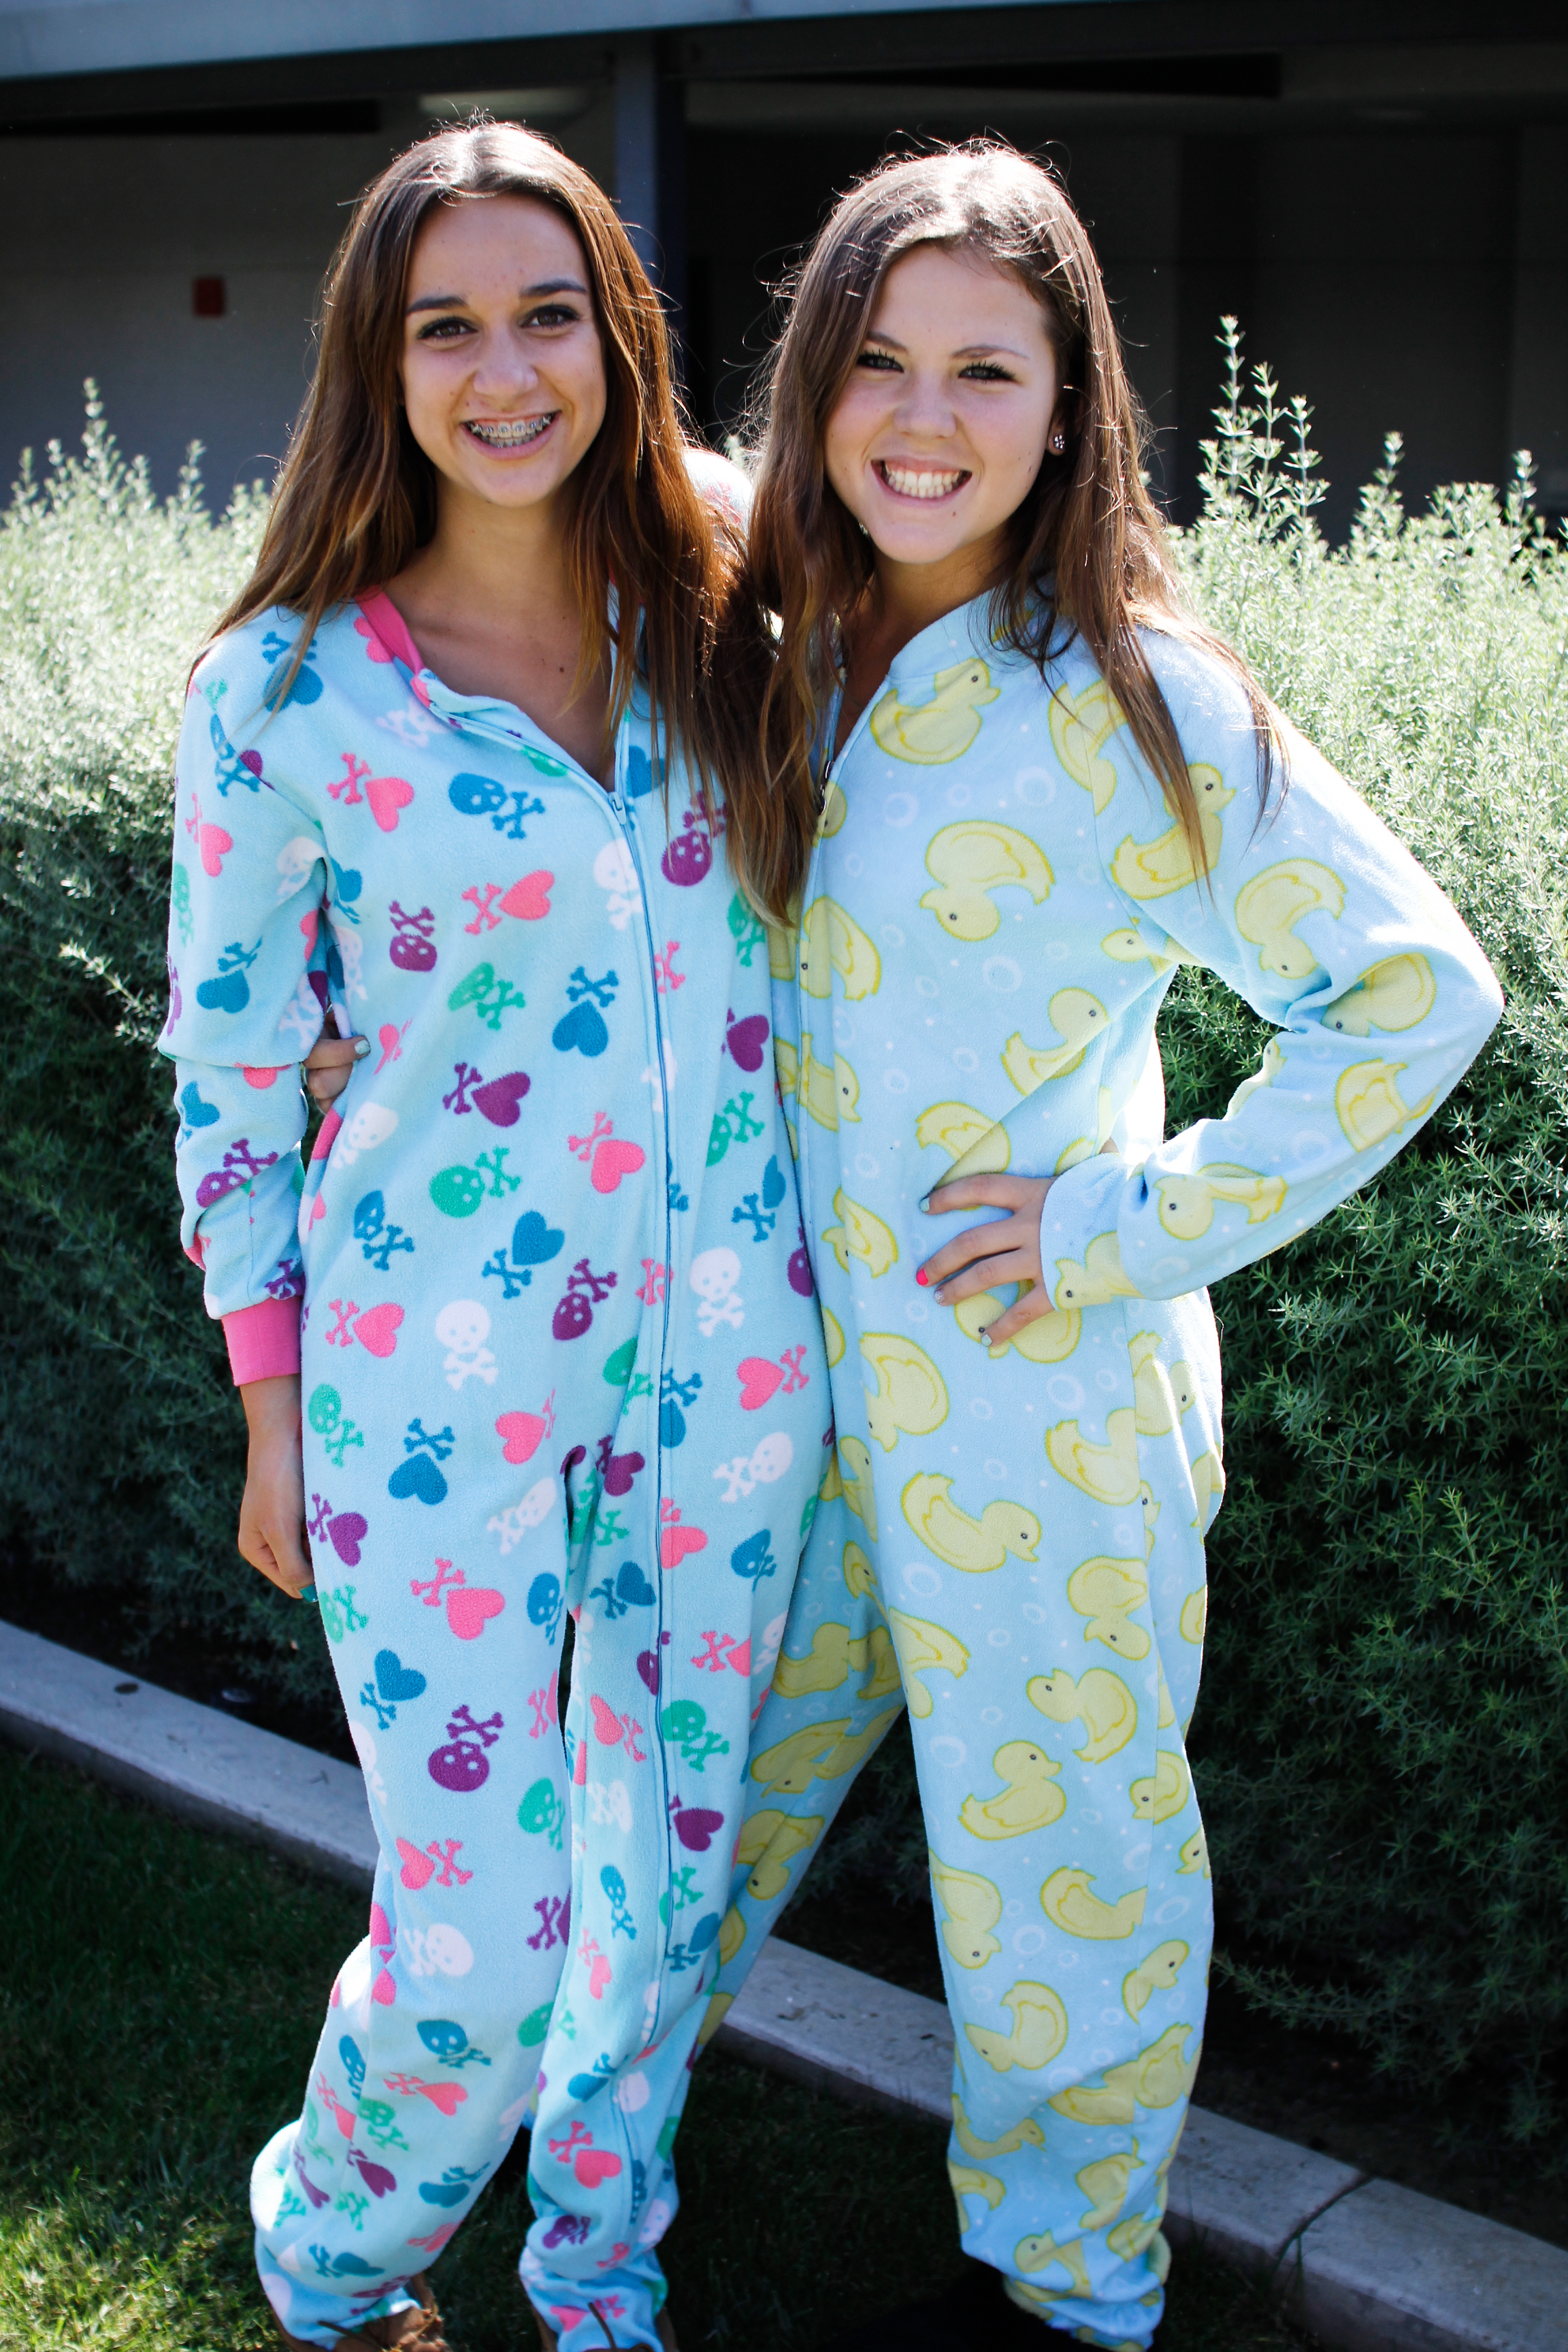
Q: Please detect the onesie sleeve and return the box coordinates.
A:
[1035,635,1503,1309]
[158,630,329,1382]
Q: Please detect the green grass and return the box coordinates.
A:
[0,1750,1303,2351]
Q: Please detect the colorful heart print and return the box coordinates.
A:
[396,1837,436,1889]
[552,1000,609,1057]
[591,1138,645,1193]
[669,1801,725,1852]
[496,1409,549,1464]
[500,871,553,921]
[445,1585,506,1641]
[724,1009,770,1072]
[389,1454,448,1505]
[195,968,249,1014]
[353,1303,404,1357]
[375,1650,427,1702]
[328,1511,368,1565]
[364,772,414,831]
[197,820,233,878]
[573,2147,623,2190]
[472,1071,531,1127]
[510,1211,566,1264]
[737,1357,785,1410]
[659,1510,708,1569]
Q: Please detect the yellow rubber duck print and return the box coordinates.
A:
[915,1100,1011,1179]
[822,1188,898,1278]
[1226,1032,1284,1116]
[750,1708,901,1797]
[1129,1330,1195,1436]
[1015,2232,1092,2294]
[1154,1162,1286,1241]
[950,2163,1006,2216]
[1046,1407,1141,1507]
[960,1740,1066,1840]
[1188,1448,1224,1531]
[842,1539,878,1599]
[1039,1867,1146,1940]
[966,1980,1069,2074]
[1178,1587,1207,1645]
[697,1991,732,2048]
[860,1331,949,1452]
[919,820,1054,941]
[1102,923,1197,973]
[871,657,1000,764]
[1047,2024,1200,2126]
[1053,1232,1137,1310]
[951,2095,1046,2163]
[1335,1058,1435,1151]
[767,913,796,982]
[798,894,881,1000]
[930,1851,1003,1968]
[954,1290,1081,1364]
[1322,952,1436,1036]
[1177,1826,1211,1878]
[887,1609,970,1718]
[734,1808,823,1903]
[796,1031,860,1129]
[1235,858,1345,980]
[1028,1666,1139,1763]
[1111,765,1234,900]
[772,1620,899,1703]
[1066,1556,1150,1661]
[901,1471,1042,1573]
[1077,2149,1139,2234]
[837,1435,878,1538]
[817,777,848,837]
[1106,2206,1164,2262]
[717,1906,745,1966]
[1002,990,1110,1094]
[1050,678,1126,814]
[1129,1751,1190,1825]
[1122,1940,1189,2021]
[821,1303,845,1367]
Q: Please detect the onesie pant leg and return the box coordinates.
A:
[717,1301,1220,2350]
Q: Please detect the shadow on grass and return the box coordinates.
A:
[0,1751,1306,2350]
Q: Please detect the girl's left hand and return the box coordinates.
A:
[918,1175,1056,1353]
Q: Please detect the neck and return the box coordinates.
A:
[397,478,578,632]
[859,527,1008,668]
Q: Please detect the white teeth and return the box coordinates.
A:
[466,416,553,447]
[881,463,964,500]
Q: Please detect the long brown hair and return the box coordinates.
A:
[751,141,1273,905]
[214,120,773,855]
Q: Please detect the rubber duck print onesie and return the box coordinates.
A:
[160,591,831,2352]
[708,599,1501,2349]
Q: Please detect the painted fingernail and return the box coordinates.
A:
[916,1269,929,1287]
[298,1583,317,1602]
[352,1036,372,1058]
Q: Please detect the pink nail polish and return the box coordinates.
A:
[916,1269,929,1287]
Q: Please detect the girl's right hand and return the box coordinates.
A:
[238,1375,314,1598]
[303,1022,370,1111]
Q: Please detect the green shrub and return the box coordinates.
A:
[1,350,1564,2136]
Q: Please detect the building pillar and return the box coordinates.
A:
[615,33,687,338]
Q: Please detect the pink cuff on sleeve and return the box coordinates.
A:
[222,1296,302,1385]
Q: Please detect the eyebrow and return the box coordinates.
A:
[863,329,1034,361]
[406,277,589,314]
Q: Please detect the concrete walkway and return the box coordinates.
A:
[1,1618,1560,2352]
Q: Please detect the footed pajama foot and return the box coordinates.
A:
[272,2270,453,2352]
[526,2298,679,2352]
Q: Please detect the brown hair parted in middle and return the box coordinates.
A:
[212,118,781,902]
[749,140,1276,913]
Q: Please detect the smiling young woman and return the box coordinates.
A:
[165,121,833,2352]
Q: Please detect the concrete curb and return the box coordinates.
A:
[1,1620,1563,2352]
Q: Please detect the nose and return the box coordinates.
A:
[471,324,541,400]
[892,367,958,439]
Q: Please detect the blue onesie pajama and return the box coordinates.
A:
[708,604,1501,2348]
[161,589,831,2352]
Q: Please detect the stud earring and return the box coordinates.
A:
[1051,431,1066,453]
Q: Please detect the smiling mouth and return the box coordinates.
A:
[464,414,557,448]
[875,460,970,501]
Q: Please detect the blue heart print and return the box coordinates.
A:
[510,1210,566,1266]
[448,772,508,817]
[195,968,249,1014]
[375,1650,427,1703]
[552,1000,608,1057]
[180,1081,220,1131]
[615,1561,657,1609]
[763,1154,787,1211]
[623,744,657,800]
[389,1454,448,1506]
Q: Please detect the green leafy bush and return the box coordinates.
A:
[1,352,1564,2135]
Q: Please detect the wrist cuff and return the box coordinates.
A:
[223,1296,302,1386]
